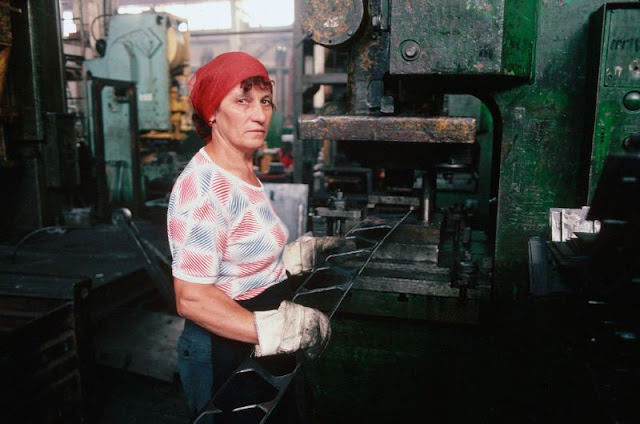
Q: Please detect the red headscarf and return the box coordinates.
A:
[188,51,270,140]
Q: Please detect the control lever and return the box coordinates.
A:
[111,208,175,311]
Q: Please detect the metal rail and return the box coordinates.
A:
[193,208,413,424]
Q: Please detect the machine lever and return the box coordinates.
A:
[111,208,176,311]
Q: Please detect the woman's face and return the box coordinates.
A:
[211,83,273,154]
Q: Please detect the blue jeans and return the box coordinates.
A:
[177,279,302,423]
[177,320,214,423]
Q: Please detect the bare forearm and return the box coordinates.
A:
[174,278,259,344]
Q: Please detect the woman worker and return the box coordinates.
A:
[167,51,331,422]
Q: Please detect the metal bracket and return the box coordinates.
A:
[193,208,413,424]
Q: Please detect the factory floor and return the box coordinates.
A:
[0,218,629,424]
[91,305,614,424]
[93,364,189,424]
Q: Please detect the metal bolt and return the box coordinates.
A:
[404,44,418,58]
[623,91,640,111]
[401,40,420,61]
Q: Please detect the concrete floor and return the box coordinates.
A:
[94,365,190,424]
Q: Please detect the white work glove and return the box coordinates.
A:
[254,301,331,360]
[282,233,344,275]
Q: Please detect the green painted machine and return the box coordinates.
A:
[84,12,190,133]
[585,4,640,201]
[0,0,79,232]
[83,11,191,217]
[292,0,640,310]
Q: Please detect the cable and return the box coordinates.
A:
[89,13,111,42]
[11,226,67,264]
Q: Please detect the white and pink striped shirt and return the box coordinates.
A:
[167,148,289,300]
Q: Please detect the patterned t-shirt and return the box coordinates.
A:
[167,148,289,300]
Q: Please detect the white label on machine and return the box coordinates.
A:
[139,93,154,102]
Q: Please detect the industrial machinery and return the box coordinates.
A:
[83,11,192,218]
[291,0,640,318]
[0,3,192,232]
[288,4,640,421]
[0,0,639,422]
[1,0,76,232]
[0,3,189,422]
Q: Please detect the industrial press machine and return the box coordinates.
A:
[1,0,637,311]
[287,5,640,420]
[291,0,640,316]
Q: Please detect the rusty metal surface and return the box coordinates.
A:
[299,114,476,143]
[388,0,536,77]
[347,0,390,114]
[354,275,489,299]
[301,0,364,46]
[390,0,505,75]
[0,3,13,47]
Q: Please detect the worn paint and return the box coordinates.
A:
[389,0,535,77]
[295,0,638,298]
[301,0,364,46]
[299,115,476,143]
[585,4,640,201]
